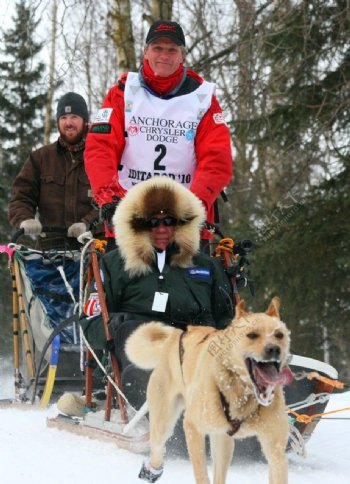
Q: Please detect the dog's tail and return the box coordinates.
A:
[125,322,176,370]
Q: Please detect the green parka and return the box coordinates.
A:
[101,245,233,329]
[81,177,234,349]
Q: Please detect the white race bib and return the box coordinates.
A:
[119,72,215,190]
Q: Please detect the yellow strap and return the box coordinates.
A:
[39,365,57,408]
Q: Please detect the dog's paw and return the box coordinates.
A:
[138,461,163,482]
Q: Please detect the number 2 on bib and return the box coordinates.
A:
[154,144,167,170]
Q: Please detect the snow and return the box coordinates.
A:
[0,370,349,484]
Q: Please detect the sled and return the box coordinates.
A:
[0,230,149,452]
[1,232,342,458]
[47,409,150,454]
[0,228,85,408]
[44,235,152,453]
[46,352,339,459]
[46,237,341,459]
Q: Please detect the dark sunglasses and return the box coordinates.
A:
[146,216,178,229]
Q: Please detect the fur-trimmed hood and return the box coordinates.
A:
[112,177,206,277]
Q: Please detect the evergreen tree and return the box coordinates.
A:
[250,165,350,379]
[219,0,350,236]
[243,0,349,184]
[0,0,47,170]
[0,1,48,347]
[226,0,350,378]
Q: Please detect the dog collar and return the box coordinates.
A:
[219,391,242,436]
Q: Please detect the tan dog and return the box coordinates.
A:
[126,297,293,484]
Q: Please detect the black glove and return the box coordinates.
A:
[100,197,120,228]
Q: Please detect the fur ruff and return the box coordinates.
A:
[112,177,206,277]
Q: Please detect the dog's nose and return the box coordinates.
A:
[264,344,281,360]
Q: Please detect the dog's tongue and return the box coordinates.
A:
[279,367,294,386]
[255,364,294,386]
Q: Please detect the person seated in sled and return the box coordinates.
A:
[81,176,234,406]
[8,92,103,250]
[84,20,233,251]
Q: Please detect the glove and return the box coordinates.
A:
[67,222,87,238]
[100,200,120,226]
[20,219,42,236]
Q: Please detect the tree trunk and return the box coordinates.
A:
[109,0,137,75]
[229,0,256,229]
[150,0,173,21]
[44,0,57,145]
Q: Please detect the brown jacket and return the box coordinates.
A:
[8,140,102,246]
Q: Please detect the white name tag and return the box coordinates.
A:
[152,292,169,312]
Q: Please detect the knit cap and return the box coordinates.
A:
[56,92,88,122]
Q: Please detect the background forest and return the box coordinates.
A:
[0,0,349,379]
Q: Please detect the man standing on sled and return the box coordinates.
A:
[84,20,232,246]
[8,92,103,250]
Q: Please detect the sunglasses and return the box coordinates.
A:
[146,216,178,229]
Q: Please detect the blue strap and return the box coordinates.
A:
[50,334,61,366]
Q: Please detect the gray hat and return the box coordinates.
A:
[56,92,88,122]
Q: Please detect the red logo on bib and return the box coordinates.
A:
[128,124,139,136]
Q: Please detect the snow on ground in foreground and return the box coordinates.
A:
[0,368,349,484]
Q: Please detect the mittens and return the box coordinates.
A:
[20,219,42,236]
[67,222,87,238]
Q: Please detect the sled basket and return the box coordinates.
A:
[1,240,85,406]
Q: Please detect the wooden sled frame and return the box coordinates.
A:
[47,239,150,453]
[83,239,128,422]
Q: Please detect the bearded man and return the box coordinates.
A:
[8,92,102,249]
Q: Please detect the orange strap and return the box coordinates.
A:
[288,371,347,423]
[95,239,107,253]
[306,371,345,390]
[289,406,350,424]
[215,238,238,259]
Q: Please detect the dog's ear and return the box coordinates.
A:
[266,296,281,318]
[234,299,248,319]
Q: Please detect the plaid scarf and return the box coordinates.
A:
[58,136,85,153]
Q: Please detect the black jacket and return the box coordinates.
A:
[101,246,233,330]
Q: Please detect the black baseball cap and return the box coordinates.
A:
[146,20,185,47]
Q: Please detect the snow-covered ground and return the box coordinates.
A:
[0,368,349,484]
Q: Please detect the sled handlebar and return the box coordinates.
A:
[11,226,68,243]
[233,239,253,256]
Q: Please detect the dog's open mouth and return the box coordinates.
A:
[245,357,293,406]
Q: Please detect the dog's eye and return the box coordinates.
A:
[274,331,284,339]
[247,331,259,340]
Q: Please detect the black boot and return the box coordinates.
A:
[138,462,163,482]
[121,364,150,410]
